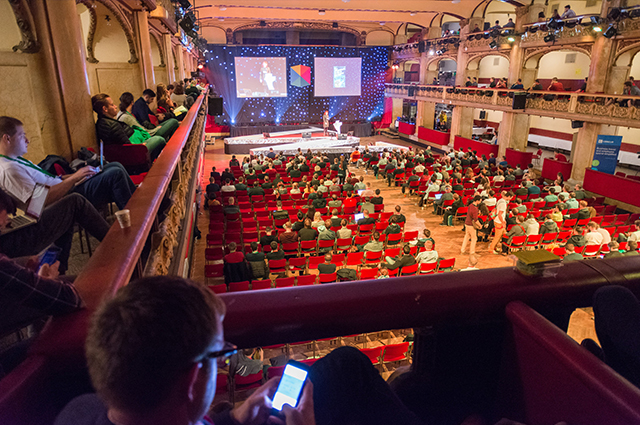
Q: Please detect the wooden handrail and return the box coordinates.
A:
[74,92,205,310]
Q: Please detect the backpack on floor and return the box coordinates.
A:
[38,155,72,176]
[337,268,357,282]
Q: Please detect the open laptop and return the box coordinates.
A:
[2,183,49,235]
[353,213,364,222]
[434,193,443,200]
[357,190,365,196]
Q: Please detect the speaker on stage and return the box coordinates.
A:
[302,132,312,139]
[208,97,223,116]
[571,120,584,129]
[512,94,526,110]
[263,132,270,138]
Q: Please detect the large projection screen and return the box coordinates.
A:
[314,57,362,97]
[235,57,287,98]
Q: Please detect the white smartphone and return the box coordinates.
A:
[271,360,310,414]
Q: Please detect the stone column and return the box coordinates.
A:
[163,34,175,85]
[133,11,155,89]
[455,44,469,86]
[449,106,473,145]
[37,0,97,155]
[427,26,441,39]
[497,113,530,157]
[176,45,185,81]
[417,101,436,129]
[391,97,403,129]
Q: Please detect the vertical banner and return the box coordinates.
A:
[592,135,622,175]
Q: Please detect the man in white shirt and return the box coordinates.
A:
[561,4,576,19]
[585,222,605,246]
[414,163,425,174]
[415,241,438,264]
[524,214,540,235]
[0,116,135,211]
[489,191,513,254]
[627,220,640,242]
[221,180,236,193]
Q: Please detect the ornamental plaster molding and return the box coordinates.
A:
[232,21,363,45]
[523,44,591,64]
[8,0,40,53]
[84,0,139,63]
[150,30,165,67]
[77,0,99,63]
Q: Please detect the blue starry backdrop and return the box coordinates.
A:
[203,45,388,126]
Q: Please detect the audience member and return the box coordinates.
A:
[318,252,337,276]
[383,244,417,270]
[563,243,583,262]
[245,242,268,280]
[223,242,250,285]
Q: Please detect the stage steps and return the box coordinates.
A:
[379,128,400,139]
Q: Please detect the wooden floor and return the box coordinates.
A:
[192,134,598,386]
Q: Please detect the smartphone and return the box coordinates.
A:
[271,360,310,415]
[38,246,61,271]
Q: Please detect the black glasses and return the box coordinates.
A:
[203,341,237,366]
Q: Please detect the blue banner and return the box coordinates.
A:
[592,135,622,175]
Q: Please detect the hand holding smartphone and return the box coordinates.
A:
[271,360,310,416]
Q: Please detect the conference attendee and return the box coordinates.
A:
[391,205,406,224]
[245,242,268,280]
[223,197,239,216]
[441,193,463,226]
[115,92,162,138]
[318,252,337,276]
[523,214,540,235]
[565,226,587,248]
[547,77,565,92]
[337,219,352,240]
[371,189,384,205]
[510,79,524,89]
[383,244,417,270]
[461,196,481,256]
[170,83,186,107]
[539,214,559,235]
[383,217,402,244]
[585,222,605,246]
[0,116,135,211]
[563,243,583,261]
[298,218,318,241]
[501,215,526,254]
[248,182,265,198]
[318,221,337,253]
[357,210,376,226]
[323,110,330,136]
[561,4,576,19]
[604,241,623,258]
[625,240,639,256]
[279,221,298,246]
[489,191,514,254]
[132,89,180,137]
[259,226,278,248]
[221,179,236,194]
[433,186,453,215]
[223,242,250,285]
[360,232,384,253]
[415,240,438,265]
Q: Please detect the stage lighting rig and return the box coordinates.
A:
[603,24,617,38]
[544,32,555,43]
[489,40,497,49]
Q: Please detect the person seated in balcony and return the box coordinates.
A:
[132,89,180,138]
[496,78,507,89]
[548,77,565,92]
[0,116,135,212]
[383,244,417,270]
[503,18,515,29]
[563,243,583,261]
[488,77,497,88]
[472,77,478,86]
[170,82,187,107]
[551,8,561,20]
[471,23,482,33]
[490,20,501,30]
[465,77,473,87]
[621,81,640,107]
[93,93,167,162]
[561,4,576,19]
[538,10,546,21]
[510,79,524,90]
[528,79,544,98]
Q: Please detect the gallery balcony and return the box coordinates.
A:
[385,83,640,128]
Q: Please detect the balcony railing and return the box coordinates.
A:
[386,83,640,128]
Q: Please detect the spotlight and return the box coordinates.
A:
[428,49,435,55]
[630,9,640,18]
[332,22,338,28]
[604,24,617,38]
[544,33,555,42]
[318,9,326,15]
[260,20,266,26]
[529,26,538,33]
[410,11,417,16]
[219,6,226,11]
[198,64,203,69]
[489,40,497,49]
[379,22,386,26]
[593,26,602,32]
[591,16,602,25]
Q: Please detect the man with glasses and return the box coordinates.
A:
[56,276,424,425]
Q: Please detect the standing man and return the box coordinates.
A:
[323,110,330,137]
[489,191,514,254]
[461,196,481,255]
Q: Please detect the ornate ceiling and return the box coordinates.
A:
[192,0,526,34]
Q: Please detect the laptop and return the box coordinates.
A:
[353,213,364,222]
[434,193,443,200]
[357,190,365,196]
[2,183,49,235]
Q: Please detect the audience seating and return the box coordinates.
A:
[319,272,337,284]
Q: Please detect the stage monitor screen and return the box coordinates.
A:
[314,57,361,97]
[235,57,287,98]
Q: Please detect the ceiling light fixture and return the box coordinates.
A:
[410,11,417,16]
[319,9,326,15]
[219,6,226,11]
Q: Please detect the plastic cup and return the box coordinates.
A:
[115,209,131,229]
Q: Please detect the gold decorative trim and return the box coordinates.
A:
[8,0,40,53]
[77,0,99,63]
[232,21,363,46]
[150,31,165,67]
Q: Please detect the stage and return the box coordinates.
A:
[224,127,408,157]
[229,122,372,138]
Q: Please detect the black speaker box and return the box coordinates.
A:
[418,41,426,53]
[512,94,526,110]
[479,110,487,120]
[208,97,223,116]
[571,120,584,129]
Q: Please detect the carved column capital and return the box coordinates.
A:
[9,0,40,53]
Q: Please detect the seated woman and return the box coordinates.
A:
[156,83,186,122]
